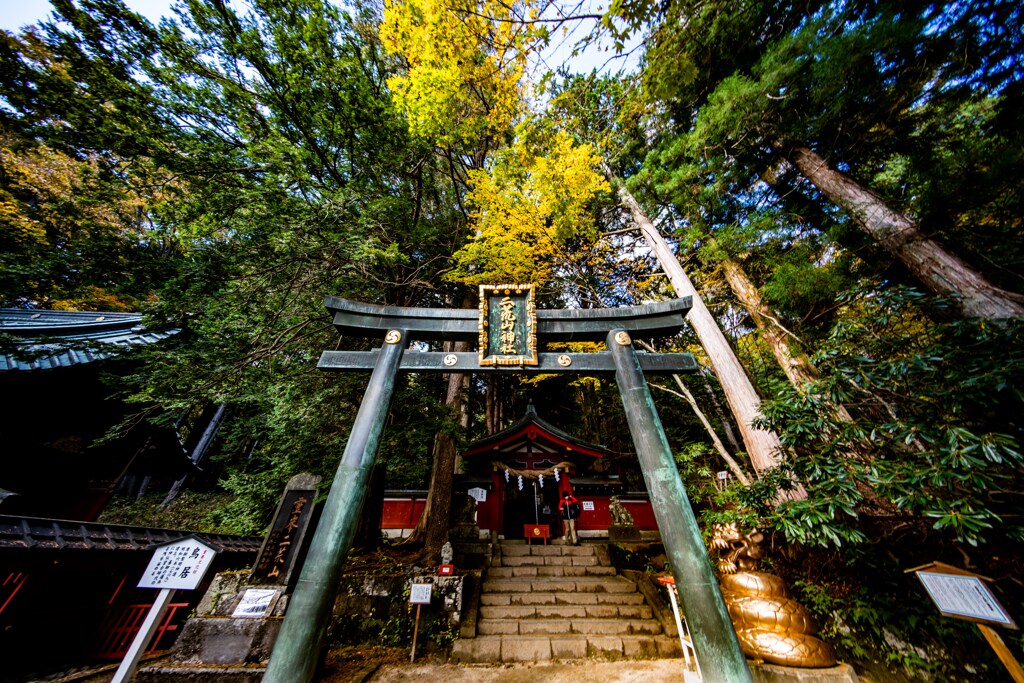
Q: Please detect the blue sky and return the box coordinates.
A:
[0,0,641,75]
[0,0,174,31]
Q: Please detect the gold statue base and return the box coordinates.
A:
[750,662,860,683]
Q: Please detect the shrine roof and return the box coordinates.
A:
[462,403,605,461]
[0,309,179,371]
[0,514,260,553]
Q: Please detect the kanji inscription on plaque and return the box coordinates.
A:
[478,284,537,366]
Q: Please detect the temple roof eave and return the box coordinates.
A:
[462,405,605,461]
[0,309,179,371]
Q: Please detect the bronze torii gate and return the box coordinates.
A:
[262,286,753,683]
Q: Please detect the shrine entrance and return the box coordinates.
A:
[500,479,554,539]
[461,403,605,540]
[262,285,753,683]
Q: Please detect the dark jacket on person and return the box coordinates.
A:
[560,495,581,520]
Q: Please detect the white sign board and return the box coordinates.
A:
[467,487,487,503]
[582,501,595,511]
[232,588,279,618]
[917,572,1015,626]
[409,583,433,605]
[138,537,217,590]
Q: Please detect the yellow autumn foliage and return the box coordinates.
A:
[448,130,610,285]
[0,136,134,248]
[379,0,538,146]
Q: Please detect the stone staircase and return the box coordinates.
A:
[452,540,684,663]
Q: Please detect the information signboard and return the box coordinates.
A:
[138,536,218,590]
[409,583,433,605]
[917,572,1016,627]
[232,588,280,618]
[582,501,595,511]
[114,536,220,683]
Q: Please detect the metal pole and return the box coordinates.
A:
[607,329,752,683]
[263,331,408,683]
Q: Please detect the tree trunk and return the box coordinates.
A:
[721,258,821,388]
[404,336,471,563]
[636,338,751,484]
[722,257,904,513]
[651,380,752,485]
[722,257,861,423]
[789,146,1024,319]
[701,369,741,453]
[485,376,496,434]
[353,464,385,550]
[402,283,475,559]
[613,181,795,483]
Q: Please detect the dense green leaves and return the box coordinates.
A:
[0,0,473,532]
[757,287,1024,546]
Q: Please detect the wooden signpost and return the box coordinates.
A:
[408,582,433,662]
[910,561,1022,682]
[112,536,219,683]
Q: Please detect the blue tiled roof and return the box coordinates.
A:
[0,309,179,371]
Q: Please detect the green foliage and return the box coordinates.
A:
[329,577,457,650]
[758,286,1024,548]
[698,477,777,540]
[624,0,1024,336]
[0,0,472,533]
[789,562,1001,680]
[98,491,241,534]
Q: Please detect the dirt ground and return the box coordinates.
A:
[367,660,698,683]
[48,651,697,683]
[317,647,697,683]
[313,647,704,683]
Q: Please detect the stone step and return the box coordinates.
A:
[486,565,617,578]
[482,576,637,594]
[450,634,684,663]
[500,543,602,557]
[479,604,653,620]
[481,591,647,606]
[496,553,607,568]
[478,617,663,636]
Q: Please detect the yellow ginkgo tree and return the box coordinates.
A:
[448,128,610,285]
[380,0,542,153]
[379,0,609,566]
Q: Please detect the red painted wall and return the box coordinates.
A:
[570,496,657,531]
[381,497,426,529]
[379,495,656,531]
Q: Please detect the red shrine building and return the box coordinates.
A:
[382,404,657,540]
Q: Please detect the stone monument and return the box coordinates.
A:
[138,474,321,682]
[448,492,481,542]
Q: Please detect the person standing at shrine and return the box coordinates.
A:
[560,491,581,545]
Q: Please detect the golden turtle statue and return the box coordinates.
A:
[711,523,837,668]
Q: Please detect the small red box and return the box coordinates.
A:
[523,524,550,545]
[438,564,454,575]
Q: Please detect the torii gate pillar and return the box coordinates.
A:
[609,329,750,682]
